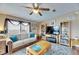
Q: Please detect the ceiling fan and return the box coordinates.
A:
[23,3,50,16]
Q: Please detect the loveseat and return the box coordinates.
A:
[7,33,37,54]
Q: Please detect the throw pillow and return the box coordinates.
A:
[10,35,18,42]
[30,32,35,38]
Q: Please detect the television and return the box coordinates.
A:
[46,26,60,35]
[46,26,53,34]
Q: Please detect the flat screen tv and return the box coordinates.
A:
[46,26,53,34]
[46,26,60,35]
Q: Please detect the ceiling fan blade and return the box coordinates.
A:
[39,8,50,11]
[25,7,33,9]
[38,12,42,16]
[21,6,33,9]
[29,11,33,15]
[33,3,39,8]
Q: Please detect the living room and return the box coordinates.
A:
[0,3,79,55]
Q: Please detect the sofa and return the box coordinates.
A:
[6,33,37,54]
[0,34,12,54]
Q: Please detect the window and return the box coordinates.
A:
[7,20,20,35]
[7,19,30,36]
[21,23,29,33]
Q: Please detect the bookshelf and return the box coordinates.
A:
[60,21,71,47]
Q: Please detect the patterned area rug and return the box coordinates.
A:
[12,43,74,55]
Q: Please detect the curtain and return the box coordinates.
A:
[8,19,20,25]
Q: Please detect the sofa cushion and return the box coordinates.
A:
[17,33,29,40]
[20,33,29,40]
[10,35,18,42]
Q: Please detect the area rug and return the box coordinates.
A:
[12,43,74,55]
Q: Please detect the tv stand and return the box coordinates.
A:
[45,34,60,44]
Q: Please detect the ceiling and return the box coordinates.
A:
[0,3,79,22]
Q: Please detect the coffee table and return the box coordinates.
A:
[26,40,51,55]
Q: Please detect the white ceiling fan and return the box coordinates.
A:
[22,3,51,16]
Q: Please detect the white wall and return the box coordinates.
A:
[71,19,79,39]
[0,14,6,31]
[31,22,40,34]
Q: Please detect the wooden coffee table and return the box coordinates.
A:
[26,40,51,55]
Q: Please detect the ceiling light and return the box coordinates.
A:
[33,9,39,14]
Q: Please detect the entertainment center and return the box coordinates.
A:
[40,21,71,47]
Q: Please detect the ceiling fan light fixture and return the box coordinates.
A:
[23,3,50,16]
[33,9,39,14]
